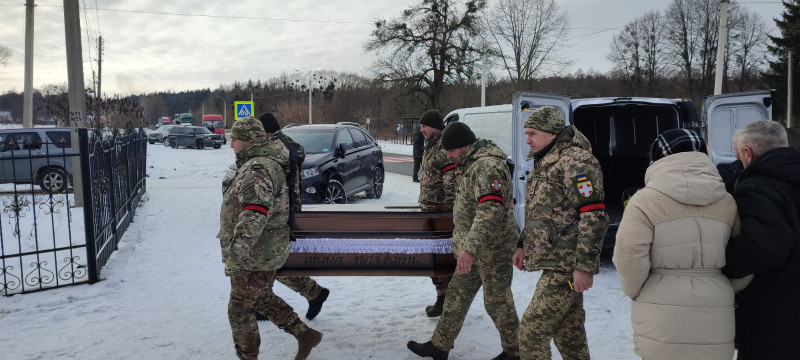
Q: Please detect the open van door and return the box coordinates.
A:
[704,90,772,166]
[511,92,572,231]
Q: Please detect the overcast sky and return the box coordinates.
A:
[0,0,787,96]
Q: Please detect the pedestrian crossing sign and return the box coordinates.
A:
[234,101,254,121]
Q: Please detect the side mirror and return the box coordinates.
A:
[335,143,349,158]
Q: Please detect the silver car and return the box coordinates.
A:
[0,128,73,192]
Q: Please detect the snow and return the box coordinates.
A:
[0,143,636,360]
[378,140,414,156]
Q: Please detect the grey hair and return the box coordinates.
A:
[738,121,789,157]
[732,129,743,151]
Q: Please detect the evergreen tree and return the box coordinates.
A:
[764,0,800,126]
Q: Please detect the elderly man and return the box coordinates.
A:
[722,120,800,359]
[219,117,322,360]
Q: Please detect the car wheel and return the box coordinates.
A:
[213,144,221,149]
[323,179,347,204]
[169,138,178,149]
[196,139,205,149]
[366,167,384,199]
[39,167,67,193]
[222,136,227,145]
[149,140,155,144]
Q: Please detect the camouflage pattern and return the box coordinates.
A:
[277,276,323,301]
[217,135,291,274]
[520,126,609,274]
[274,130,306,212]
[418,131,456,212]
[228,270,309,360]
[230,116,267,143]
[519,271,589,360]
[430,139,519,356]
[524,106,566,135]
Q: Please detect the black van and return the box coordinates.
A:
[445,90,773,252]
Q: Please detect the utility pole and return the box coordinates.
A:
[713,0,730,95]
[307,82,312,124]
[64,0,88,206]
[23,0,35,128]
[789,49,794,128]
[97,35,103,98]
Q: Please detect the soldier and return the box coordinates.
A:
[412,125,425,182]
[416,110,456,317]
[513,106,608,360]
[218,117,322,360]
[222,114,331,322]
[408,122,520,360]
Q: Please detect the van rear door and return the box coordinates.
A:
[704,90,772,165]
[511,92,572,231]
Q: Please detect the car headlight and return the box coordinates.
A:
[301,168,319,179]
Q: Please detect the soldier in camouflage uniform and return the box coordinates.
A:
[218,117,322,360]
[408,122,520,360]
[417,110,456,317]
[513,106,608,360]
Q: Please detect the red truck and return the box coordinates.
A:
[201,114,226,144]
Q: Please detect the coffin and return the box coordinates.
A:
[277,204,456,276]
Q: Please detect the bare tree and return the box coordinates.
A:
[0,45,11,66]
[482,0,571,82]
[608,11,667,96]
[664,0,701,99]
[364,0,486,109]
[729,9,768,91]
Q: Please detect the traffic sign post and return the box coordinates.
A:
[233,101,255,121]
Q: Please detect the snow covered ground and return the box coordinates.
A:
[0,142,635,360]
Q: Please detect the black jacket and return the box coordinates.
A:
[412,130,424,159]
[722,147,800,359]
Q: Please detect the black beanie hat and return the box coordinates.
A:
[257,112,281,133]
[441,122,477,150]
[419,110,445,130]
[650,129,707,163]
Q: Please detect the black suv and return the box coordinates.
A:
[282,123,384,204]
[164,126,223,149]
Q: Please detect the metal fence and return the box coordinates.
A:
[0,128,147,296]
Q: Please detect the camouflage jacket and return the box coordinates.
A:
[418,131,456,211]
[217,135,291,274]
[520,126,609,274]
[451,139,518,261]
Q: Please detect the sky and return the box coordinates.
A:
[0,0,788,96]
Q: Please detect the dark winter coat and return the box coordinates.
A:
[722,147,800,359]
[412,130,425,159]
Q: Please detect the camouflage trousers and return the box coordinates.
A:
[519,271,589,360]
[430,275,452,296]
[228,270,309,360]
[431,257,519,356]
[277,276,323,300]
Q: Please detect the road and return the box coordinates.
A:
[382,152,416,178]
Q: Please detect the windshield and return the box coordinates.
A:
[282,128,334,154]
[203,121,224,128]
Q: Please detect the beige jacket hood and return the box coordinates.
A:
[613,151,738,360]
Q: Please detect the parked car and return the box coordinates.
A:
[282,122,384,204]
[0,128,74,192]
[164,126,223,149]
[445,90,773,254]
[201,114,226,144]
[173,113,195,125]
[147,125,173,144]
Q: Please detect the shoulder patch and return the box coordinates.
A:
[490,179,503,193]
[575,174,593,198]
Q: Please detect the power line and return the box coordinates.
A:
[33,4,375,25]
[568,26,625,40]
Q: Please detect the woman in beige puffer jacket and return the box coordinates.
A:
[613,130,738,360]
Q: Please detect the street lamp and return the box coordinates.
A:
[295,69,313,124]
[214,94,227,127]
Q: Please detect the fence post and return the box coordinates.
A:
[78,128,98,283]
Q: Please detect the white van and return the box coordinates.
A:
[444,90,772,251]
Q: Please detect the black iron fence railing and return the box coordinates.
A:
[0,128,147,296]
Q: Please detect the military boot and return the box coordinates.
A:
[425,295,445,317]
[306,287,329,320]
[284,318,323,360]
[407,340,449,360]
[490,351,520,360]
